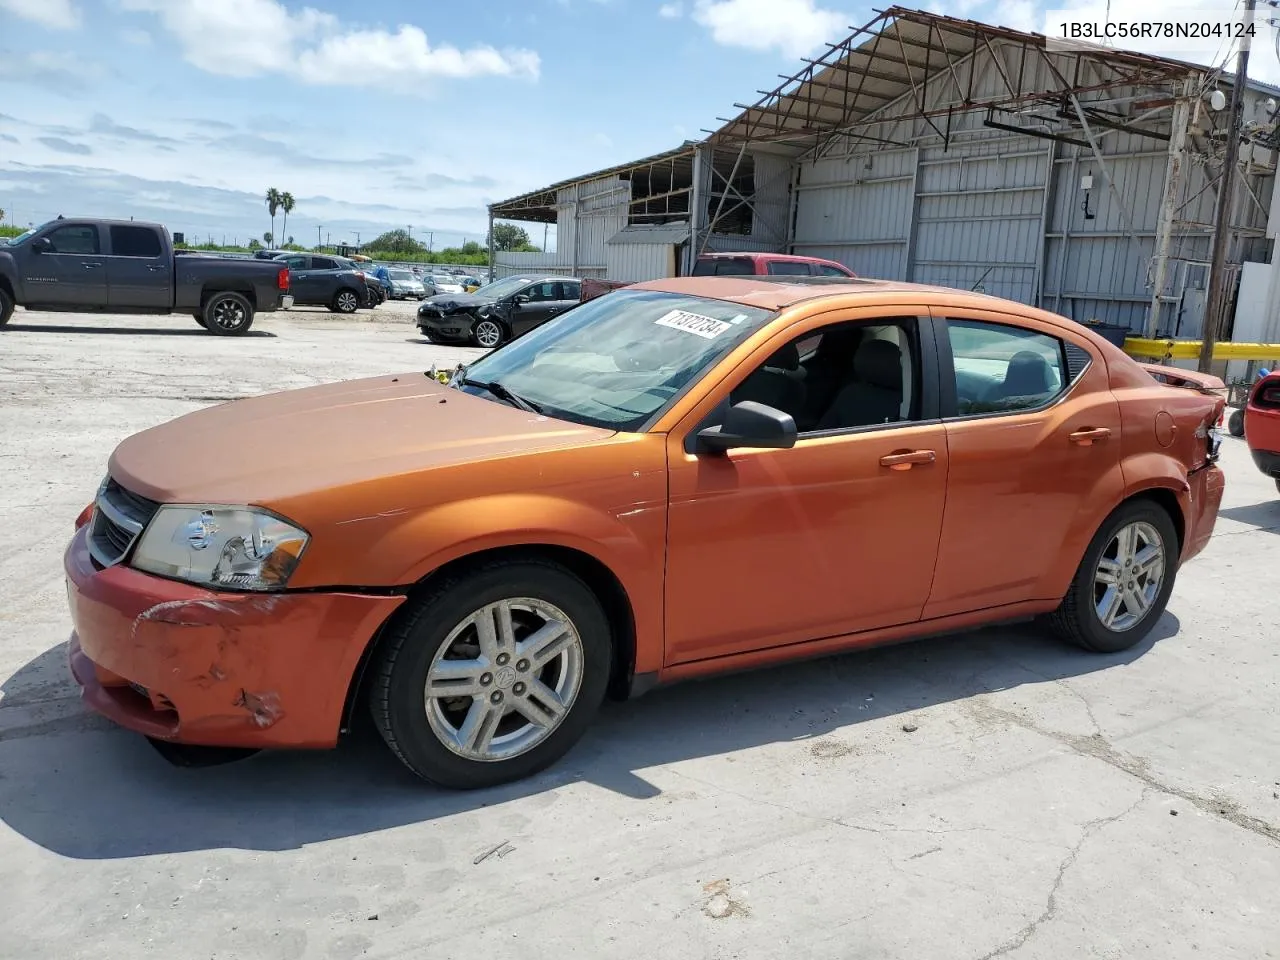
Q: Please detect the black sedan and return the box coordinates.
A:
[416,275,582,347]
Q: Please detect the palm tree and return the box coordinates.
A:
[279,192,295,248]
[263,231,273,246]
[265,187,282,244]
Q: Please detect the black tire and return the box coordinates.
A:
[370,558,612,789]
[201,291,254,335]
[0,287,14,327]
[333,288,361,314]
[1228,408,1245,437]
[1050,499,1179,653]
[1275,477,1280,496]
[193,313,208,328]
[471,318,506,349]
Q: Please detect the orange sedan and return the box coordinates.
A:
[65,277,1226,787]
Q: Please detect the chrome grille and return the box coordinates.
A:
[88,478,160,568]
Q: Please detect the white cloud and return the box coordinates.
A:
[119,0,539,85]
[119,27,151,46]
[296,25,540,83]
[659,2,684,17]
[691,0,847,58]
[0,0,80,30]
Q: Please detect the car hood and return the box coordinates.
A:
[420,292,494,311]
[108,374,612,507]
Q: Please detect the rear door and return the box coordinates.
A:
[27,223,106,307]
[550,280,581,317]
[923,309,1124,618]
[105,225,170,309]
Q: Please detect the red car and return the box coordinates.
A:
[1245,370,1280,492]
[693,252,856,278]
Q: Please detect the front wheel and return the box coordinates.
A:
[472,318,505,348]
[1228,408,1245,437]
[0,287,13,327]
[370,559,612,789]
[202,292,254,335]
[1050,501,1179,653]
[333,289,361,314]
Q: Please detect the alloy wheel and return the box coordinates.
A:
[423,598,583,762]
[474,320,502,348]
[211,298,246,330]
[1093,520,1165,632]
[337,291,358,312]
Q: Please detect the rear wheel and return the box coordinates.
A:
[202,292,254,336]
[1050,500,1179,653]
[0,287,14,327]
[370,559,611,789]
[1228,408,1245,437]
[333,289,360,314]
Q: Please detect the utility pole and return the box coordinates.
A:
[1199,0,1256,373]
[427,232,433,252]
[317,225,322,249]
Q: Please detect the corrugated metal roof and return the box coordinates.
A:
[606,222,691,245]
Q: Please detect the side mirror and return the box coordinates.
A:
[696,401,797,454]
[31,237,52,253]
[513,294,530,306]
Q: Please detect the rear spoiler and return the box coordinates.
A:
[1137,362,1227,397]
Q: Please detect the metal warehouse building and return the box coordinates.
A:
[488,6,1280,346]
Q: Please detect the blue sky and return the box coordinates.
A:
[1,0,1276,251]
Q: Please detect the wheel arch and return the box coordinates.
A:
[339,542,640,736]
[201,284,257,309]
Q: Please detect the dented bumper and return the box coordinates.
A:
[64,525,404,749]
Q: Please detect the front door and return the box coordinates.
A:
[664,310,949,665]
[509,280,558,336]
[922,310,1125,619]
[283,256,320,302]
[105,224,171,309]
[24,223,106,307]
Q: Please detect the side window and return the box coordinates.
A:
[946,319,1069,415]
[109,226,163,258]
[730,318,922,434]
[283,255,308,269]
[313,257,337,270]
[817,264,849,277]
[45,225,100,255]
[766,260,811,276]
[527,281,556,301]
[558,281,581,301]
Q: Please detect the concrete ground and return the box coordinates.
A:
[1,302,1278,960]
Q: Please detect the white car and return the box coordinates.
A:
[426,274,465,296]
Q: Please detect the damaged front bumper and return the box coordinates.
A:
[64,525,404,749]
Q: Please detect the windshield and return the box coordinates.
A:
[456,289,773,431]
[470,276,527,298]
[389,270,414,280]
[433,275,460,285]
[5,226,40,246]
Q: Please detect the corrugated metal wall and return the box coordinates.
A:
[605,243,675,281]
[788,39,1277,334]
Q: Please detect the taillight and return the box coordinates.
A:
[75,502,94,531]
[277,267,289,290]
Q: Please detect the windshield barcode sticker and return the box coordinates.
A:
[654,309,731,339]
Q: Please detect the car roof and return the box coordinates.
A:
[626,276,1082,330]
[696,251,840,264]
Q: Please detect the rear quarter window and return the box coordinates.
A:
[946,319,1076,415]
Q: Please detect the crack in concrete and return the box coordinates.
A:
[975,789,1150,960]
[968,698,1280,846]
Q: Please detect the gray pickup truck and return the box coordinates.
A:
[0,218,293,335]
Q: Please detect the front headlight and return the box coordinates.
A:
[131,506,309,591]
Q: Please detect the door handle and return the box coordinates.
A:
[1069,427,1112,446]
[879,449,936,471]
[82,262,102,268]
[146,264,166,272]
